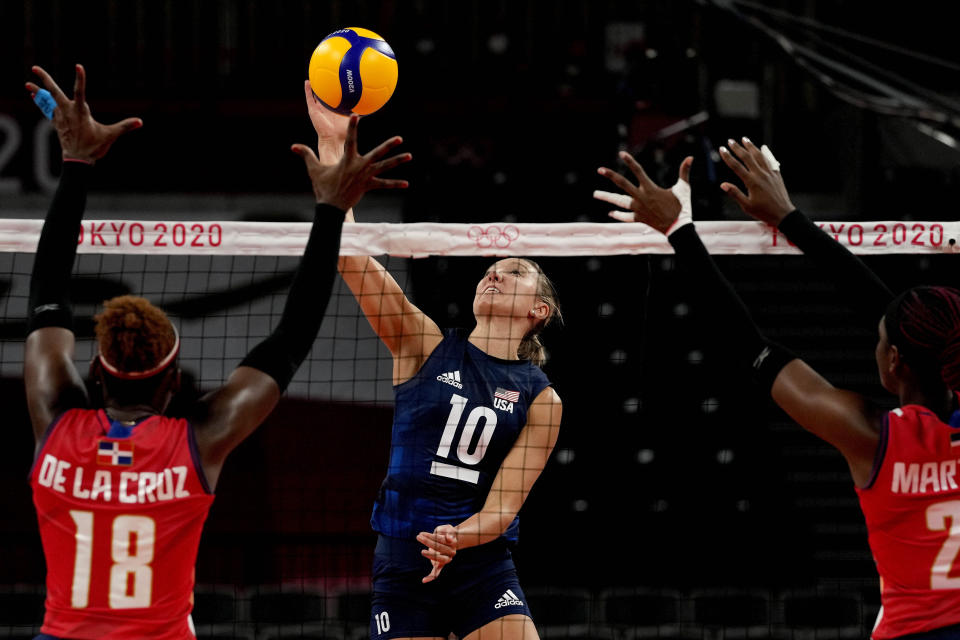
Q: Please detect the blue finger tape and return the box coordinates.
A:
[33,89,55,120]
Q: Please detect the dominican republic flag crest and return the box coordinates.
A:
[97,439,134,466]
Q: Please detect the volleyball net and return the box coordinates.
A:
[1,218,957,638]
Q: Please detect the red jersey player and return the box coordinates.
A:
[596,140,960,639]
[23,64,410,639]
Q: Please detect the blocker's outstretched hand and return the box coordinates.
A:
[292,114,411,210]
[26,64,142,163]
[718,137,795,226]
[595,153,693,235]
[417,524,458,583]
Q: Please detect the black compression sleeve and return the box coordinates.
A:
[778,209,894,324]
[239,204,345,391]
[27,161,92,334]
[667,224,797,391]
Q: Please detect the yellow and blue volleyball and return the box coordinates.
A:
[308,27,398,116]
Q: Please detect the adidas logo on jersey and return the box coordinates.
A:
[437,371,463,389]
[494,589,524,609]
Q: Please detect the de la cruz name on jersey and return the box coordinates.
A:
[371,329,552,542]
[29,408,214,640]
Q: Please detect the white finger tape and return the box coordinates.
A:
[593,190,633,210]
[761,145,780,171]
[608,211,635,223]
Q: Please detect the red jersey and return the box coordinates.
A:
[856,400,960,639]
[29,408,215,639]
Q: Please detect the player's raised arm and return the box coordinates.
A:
[304,81,442,384]
[191,113,411,489]
[718,137,894,325]
[596,151,882,486]
[23,64,142,444]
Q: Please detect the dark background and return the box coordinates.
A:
[2,0,960,636]
[1,0,959,216]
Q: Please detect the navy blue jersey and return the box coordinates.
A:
[371,329,552,542]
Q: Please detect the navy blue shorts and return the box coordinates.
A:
[370,535,533,639]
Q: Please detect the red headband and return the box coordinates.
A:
[98,325,180,381]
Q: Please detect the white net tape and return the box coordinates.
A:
[0,218,957,256]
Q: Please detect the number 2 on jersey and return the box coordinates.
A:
[69,510,155,609]
[927,500,960,589]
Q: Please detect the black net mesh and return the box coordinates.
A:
[1,242,958,638]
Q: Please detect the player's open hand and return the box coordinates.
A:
[292,114,411,210]
[595,154,693,235]
[417,524,458,584]
[719,137,795,226]
[26,64,142,164]
[304,80,349,165]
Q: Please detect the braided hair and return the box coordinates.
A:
[883,286,960,391]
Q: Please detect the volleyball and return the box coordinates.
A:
[308,27,398,116]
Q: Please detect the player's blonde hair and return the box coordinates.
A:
[517,259,562,367]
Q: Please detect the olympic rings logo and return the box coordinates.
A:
[468,225,520,249]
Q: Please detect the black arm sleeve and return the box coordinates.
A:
[778,209,894,324]
[239,204,345,391]
[668,224,797,391]
[27,161,92,334]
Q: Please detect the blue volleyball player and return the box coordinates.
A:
[304,82,563,640]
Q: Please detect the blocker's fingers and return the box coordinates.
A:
[593,189,633,209]
[369,177,410,190]
[597,167,640,198]
[106,117,144,137]
[740,136,769,169]
[720,182,749,208]
[342,114,360,153]
[608,211,636,223]
[733,137,766,173]
[365,135,404,161]
[31,65,69,105]
[25,82,41,96]
[619,152,657,190]
[291,143,321,167]
[718,146,750,181]
[73,64,86,106]
[725,138,757,171]
[678,156,694,184]
[370,152,412,174]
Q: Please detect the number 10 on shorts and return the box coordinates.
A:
[374,610,391,634]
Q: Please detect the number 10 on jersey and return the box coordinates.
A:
[431,394,498,485]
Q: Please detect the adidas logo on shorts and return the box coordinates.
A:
[494,589,524,609]
[437,370,463,389]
